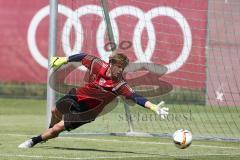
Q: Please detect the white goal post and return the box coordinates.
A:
[46,0,58,128]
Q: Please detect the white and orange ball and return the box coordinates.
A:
[173,129,192,149]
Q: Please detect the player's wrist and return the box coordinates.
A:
[63,57,68,63]
[149,104,157,112]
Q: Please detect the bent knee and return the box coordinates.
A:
[51,107,62,117]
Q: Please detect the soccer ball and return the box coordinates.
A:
[173,129,192,149]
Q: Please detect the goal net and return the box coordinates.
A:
[48,0,240,141]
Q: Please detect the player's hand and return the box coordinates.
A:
[50,57,68,70]
[149,101,169,119]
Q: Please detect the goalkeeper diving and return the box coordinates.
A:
[18,52,169,148]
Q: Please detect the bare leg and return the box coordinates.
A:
[49,107,62,128]
[41,120,65,140]
[18,120,65,148]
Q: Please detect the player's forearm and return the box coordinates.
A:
[68,52,87,62]
[128,93,153,109]
[127,93,168,118]
[128,93,147,107]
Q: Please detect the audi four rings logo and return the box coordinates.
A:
[27,4,192,74]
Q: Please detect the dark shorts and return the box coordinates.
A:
[56,89,94,131]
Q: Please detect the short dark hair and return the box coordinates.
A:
[109,53,129,67]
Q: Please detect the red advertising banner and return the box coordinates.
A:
[0,0,207,89]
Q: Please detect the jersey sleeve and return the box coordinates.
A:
[116,83,149,107]
[116,83,135,98]
[81,55,98,70]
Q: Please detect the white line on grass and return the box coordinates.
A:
[2,133,240,150]
[0,153,240,160]
[0,154,159,160]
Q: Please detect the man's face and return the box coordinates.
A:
[110,63,125,80]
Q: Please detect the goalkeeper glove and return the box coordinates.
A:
[149,101,169,119]
[50,57,68,70]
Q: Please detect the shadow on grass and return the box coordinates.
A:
[36,146,194,160]
[37,146,160,156]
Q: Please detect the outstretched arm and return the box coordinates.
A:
[129,93,169,119]
[117,84,169,119]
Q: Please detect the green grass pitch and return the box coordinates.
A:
[0,98,239,160]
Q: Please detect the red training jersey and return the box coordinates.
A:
[74,55,135,114]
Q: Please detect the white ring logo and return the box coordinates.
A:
[28,4,192,74]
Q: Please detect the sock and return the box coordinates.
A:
[31,135,43,144]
